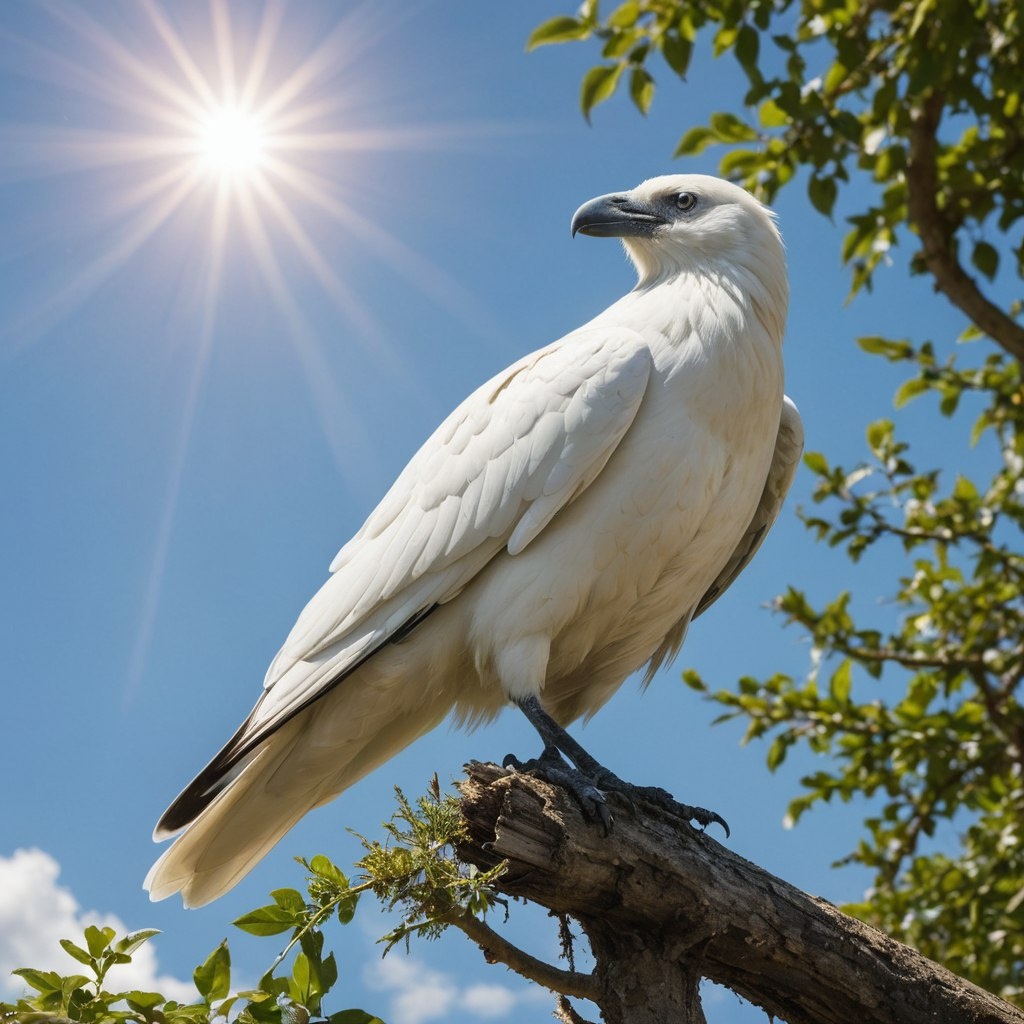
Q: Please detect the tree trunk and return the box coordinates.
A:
[456,761,1024,1024]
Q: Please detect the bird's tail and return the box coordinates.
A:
[145,672,455,907]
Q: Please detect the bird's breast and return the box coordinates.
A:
[467,323,784,720]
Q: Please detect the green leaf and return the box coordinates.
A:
[290,951,311,1004]
[84,925,116,958]
[629,66,655,115]
[712,25,738,57]
[271,888,307,912]
[971,241,999,280]
[719,148,759,177]
[125,991,164,1011]
[233,904,302,936]
[758,98,788,128]
[830,660,852,704]
[193,940,231,1002]
[823,61,849,95]
[803,451,829,475]
[336,892,360,925]
[662,31,692,76]
[580,63,624,120]
[857,336,912,360]
[735,24,759,70]
[309,855,348,888]
[602,30,637,59]
[59,939,94,966]
[893,377,930,408]
[866,418,892,454]
[526,16,589,50]
[608,1,640,28]
[115,929,161,957]
[320,952,339,995]
[326,1011,385,1024]
[709,111,757,142]
[767,736,788,771]
[674,125,717,156]
[682,668,707,691]
[953,474,978,500]
[808,174,838,217]
[13,968,64,994]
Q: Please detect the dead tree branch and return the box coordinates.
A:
[456,761,1024,1024]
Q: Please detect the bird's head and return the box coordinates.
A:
[571,174,786,300]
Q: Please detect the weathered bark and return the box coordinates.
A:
[456,761,1024,1024]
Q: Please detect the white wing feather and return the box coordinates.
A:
[694,395,804,617]
[240,326,653,749]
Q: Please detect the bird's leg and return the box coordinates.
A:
[506,695,730,838]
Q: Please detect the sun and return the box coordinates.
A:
[195,105,267,178]
[6,0,489,700]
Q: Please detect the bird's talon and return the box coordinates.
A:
[684,805,731,838]
[708,811,731,839]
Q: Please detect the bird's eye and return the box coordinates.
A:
[675,192,698,212]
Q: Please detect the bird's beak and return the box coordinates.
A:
[571,192,667,238]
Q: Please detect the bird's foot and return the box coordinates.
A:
[510,695,729,838]
[589,767,730,837]
[502,745,727,837]
[503,746,613,834]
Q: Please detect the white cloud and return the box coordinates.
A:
[460,983,518,1017]
[0,848,193,1003]
[364,952,549,1024]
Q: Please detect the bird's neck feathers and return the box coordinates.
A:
[622,212,789,349]
[620,255,788,355]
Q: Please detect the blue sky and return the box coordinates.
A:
[0,2,994,1022]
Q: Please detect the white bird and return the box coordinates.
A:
[146,174,803,907]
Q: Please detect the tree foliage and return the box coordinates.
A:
[0,890,377,1024]
[530,0,1024,1004]
[0,782,506,1024]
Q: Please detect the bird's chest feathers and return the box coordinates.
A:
[640,275,783,447]
[474,294,783,683]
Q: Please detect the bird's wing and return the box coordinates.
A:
[693,395,804,618]
[227,327,651,760]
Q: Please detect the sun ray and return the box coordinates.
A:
[253,4,390,125]
[136,0,219,111]
[234,180,381,494]
[275,122,518,155]
[43,1,209,125]
[3,164,203,355]
[263,156,501,337]
[123,315,214,706]
[124,175,231,705]
[210,0,239,109]
[0,26,200,141]
[238,1,286,112]
[105,160,202,222]
[245,169,391,356]
[0,128,187,184]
